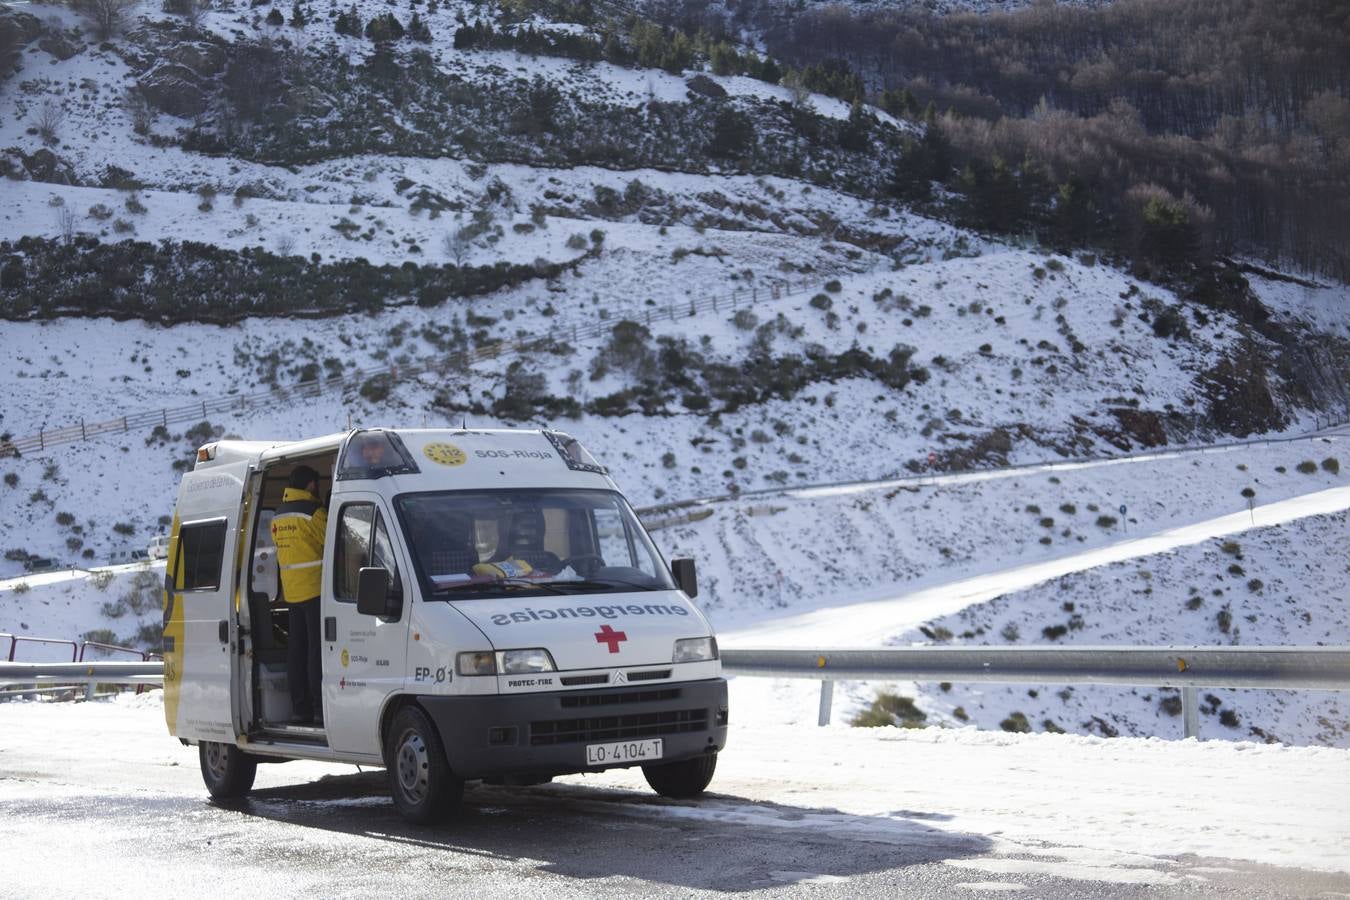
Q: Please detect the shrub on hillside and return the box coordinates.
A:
[0,237,570,323]
[851,692,927,728]
[360,374,392,403]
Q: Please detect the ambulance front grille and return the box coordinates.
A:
[529,708,709,746]
[558,687,680,708]
[559,674,609,686]
[626,669,671,682]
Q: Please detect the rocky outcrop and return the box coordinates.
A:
[1273,330,1350,413]
[1102,408,1167,449]
[0,6,42,76]
[1200,344,1288,438]
[137,62,207,117]
[166,40,225,76]
[686,74,727,99]
[0,7,42,47]
[37,31,82,61]
[0,146,77,184]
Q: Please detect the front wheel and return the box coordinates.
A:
[643,752,717,798]
[199,741,257,799]
[386,706,464,825]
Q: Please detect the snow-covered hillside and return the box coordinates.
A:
[3,0,1348,752]
[887,508,1350,747]
[4,249,1340,572]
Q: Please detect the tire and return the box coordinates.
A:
[642,752,717,799]
[385,706,463,825]
[199,741,257,799]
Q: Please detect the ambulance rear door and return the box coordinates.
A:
[163,461,250,744]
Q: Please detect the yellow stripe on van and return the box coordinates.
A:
[162,512,184,736]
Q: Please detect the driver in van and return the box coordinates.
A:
[272,465,327,726]
[496,508,562,573]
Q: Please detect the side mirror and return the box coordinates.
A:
[671,558,698,599]
[357,567,400,619]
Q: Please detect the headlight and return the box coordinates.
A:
[457,650,496,676]
[673,636,718,663]
[500,648,556,674]
[457,648,557,675]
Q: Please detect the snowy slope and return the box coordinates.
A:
[0,248,1312,569]
[3,0,1349,755]
[883,508,1350,747]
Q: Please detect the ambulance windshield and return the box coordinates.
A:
[396,489,676,599]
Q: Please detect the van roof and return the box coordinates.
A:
[195,428,607,478]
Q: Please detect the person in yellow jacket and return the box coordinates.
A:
[272,465,328,725]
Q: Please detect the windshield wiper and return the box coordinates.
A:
[539,578,658,593]
[430,577,569,595]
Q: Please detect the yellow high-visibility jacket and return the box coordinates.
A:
[271,487,327,604]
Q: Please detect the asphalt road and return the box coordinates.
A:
[2,701,1348,898]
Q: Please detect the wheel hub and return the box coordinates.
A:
[395,730,429,803]
[203,742,228,779]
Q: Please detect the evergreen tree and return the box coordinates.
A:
[707,109,754,160]
[1052,175,1098,245]
[335,4,360,35]
[960,156,1029,232]
[709,42,737,76]
[365,11,405,42]
[838,100,870,152]
[757,56,781,85]
[288,1,305,28]
[888,138,932,202]
[408,10,430,41]
[265,6,284,27]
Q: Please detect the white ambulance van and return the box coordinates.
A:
[162,428,727,823]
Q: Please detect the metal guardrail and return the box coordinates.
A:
[719,646,1350,738]
[4,648,1349,741]
[0,661,164,702]
[0,662,164,683]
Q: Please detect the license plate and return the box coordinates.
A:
[586,738,663,766]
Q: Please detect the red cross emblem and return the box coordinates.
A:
[594,624,627,653]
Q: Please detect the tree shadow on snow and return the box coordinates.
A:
[221,769,990,891]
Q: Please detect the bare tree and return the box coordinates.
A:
[121,86,153,135]
[161,0,211,25]
[442,218,471,266]
[34,100,64,145]
[183,0,211,28]
[275,233,297,256]
[55,207,76,245]
[780,70,813,111]
[71,0,138,41]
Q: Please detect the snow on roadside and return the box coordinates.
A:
[3,694,1348,878]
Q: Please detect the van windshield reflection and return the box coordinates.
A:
[395,489,675,600]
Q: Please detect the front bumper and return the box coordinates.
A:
[420,677,728,780]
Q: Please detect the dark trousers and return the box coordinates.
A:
[287,598,322,720]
